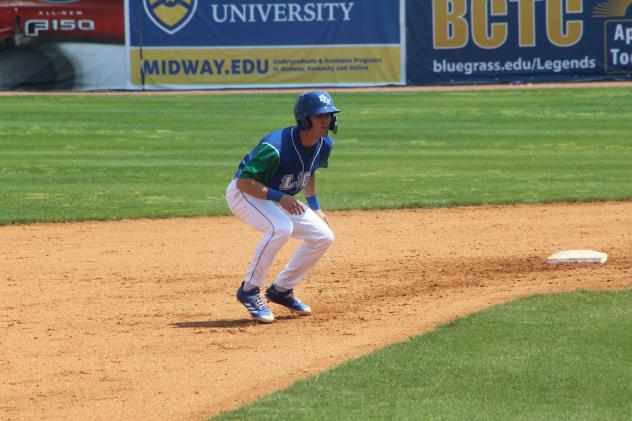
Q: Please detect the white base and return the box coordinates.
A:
[546,249,608,264]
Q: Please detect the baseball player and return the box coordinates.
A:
[225,91,341,323]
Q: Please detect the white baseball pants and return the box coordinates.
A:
[225,179,334,290]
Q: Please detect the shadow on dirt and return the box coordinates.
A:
[170,315,296,329]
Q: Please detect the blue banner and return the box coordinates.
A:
[129,1,400,46]
[126,0,404,89]
[406,0,632,84]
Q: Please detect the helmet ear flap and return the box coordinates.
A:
[329,114,338,134]
[298,116,312,131]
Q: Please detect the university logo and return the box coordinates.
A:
[592,0,632,17]
[144,0,198,35]
[318,94,332,106]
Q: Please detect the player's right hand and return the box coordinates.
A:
[280,195,305,215]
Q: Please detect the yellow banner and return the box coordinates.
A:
[130,46,402,86]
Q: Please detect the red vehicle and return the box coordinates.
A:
[0,0,123,46]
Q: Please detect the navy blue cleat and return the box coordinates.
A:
[236,282,274,323]
[265,284,312,315]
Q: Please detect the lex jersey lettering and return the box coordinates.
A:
[235,126,333,196]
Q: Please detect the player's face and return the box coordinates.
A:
[310,113,332,136]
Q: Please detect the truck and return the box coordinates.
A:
[0,0,123,47]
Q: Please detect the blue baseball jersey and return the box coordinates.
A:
[235,126,333,196]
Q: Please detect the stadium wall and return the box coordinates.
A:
[0,0,629,91]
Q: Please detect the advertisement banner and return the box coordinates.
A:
[407,0,632,84]
[0,0,125,90]
[126,0,405,89]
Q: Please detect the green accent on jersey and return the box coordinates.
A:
[238,144,280,185]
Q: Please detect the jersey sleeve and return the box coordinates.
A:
[238,143,280,185]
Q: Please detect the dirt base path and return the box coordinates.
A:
[2,201,632,420]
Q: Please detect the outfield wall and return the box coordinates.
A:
[406,0,632,84]
[0,0,630,90]
[127,0,405,89]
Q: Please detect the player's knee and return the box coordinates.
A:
[316,227,334,248]
[271,221,293,242]
[324,229,335,245]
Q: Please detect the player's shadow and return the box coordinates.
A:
[170,319,252,328]
[171,316,294,329]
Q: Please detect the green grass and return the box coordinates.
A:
[215,290,632,420]
[1,87,632,224]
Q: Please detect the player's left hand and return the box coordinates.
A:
[280,194,305,215]
[315,209,331,227]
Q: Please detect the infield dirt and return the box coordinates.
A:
[2,201,632,420]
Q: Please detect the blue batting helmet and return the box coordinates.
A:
[294,91,341,133]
